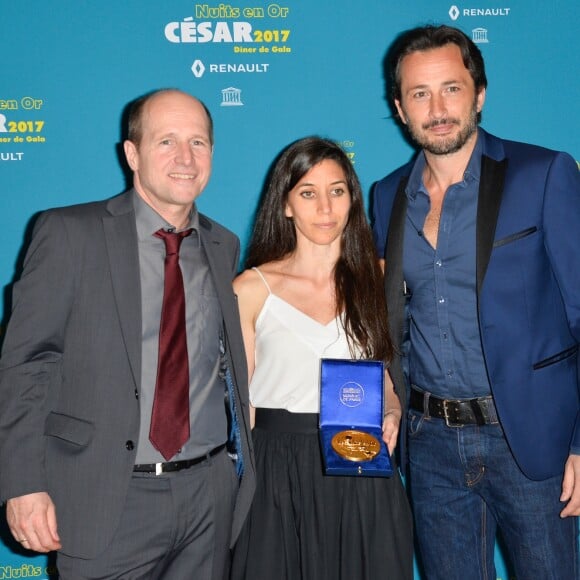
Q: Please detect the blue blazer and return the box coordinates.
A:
[372,129,580,481]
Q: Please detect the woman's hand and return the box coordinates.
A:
[381,408,402,455]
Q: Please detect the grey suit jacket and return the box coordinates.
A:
[0,190,255,558]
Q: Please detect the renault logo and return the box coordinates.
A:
[191,60,206,78]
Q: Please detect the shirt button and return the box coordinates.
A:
[125,441,135,451]
[134,389,139,399]
[436,259,442,267]
[443,332,448,339]
[439,297,445,304]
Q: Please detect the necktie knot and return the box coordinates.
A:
[154,228,193,256]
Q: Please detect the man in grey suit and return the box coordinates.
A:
[0,89,255,578]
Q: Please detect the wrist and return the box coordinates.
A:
[384,408,402,419]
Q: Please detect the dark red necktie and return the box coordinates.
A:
[150,228,193,460]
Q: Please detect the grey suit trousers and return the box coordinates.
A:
[57,449,237,580]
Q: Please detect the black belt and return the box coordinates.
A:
[410,387,498,427]
[133,444,225,475]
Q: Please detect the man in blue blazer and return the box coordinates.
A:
[0,89,255,578]
[373,25,580,579]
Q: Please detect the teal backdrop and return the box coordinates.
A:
[1,1,578,578]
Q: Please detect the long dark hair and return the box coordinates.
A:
[247,137,392,362]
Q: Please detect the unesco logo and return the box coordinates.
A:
[339,382,364,408]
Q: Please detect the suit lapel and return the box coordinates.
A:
[199,217,249,476]
[198,217,238,335]
[476,155,508,293]
[103,193,142,388]
[198,215,247,390]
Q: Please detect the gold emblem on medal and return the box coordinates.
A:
[331,430,380,462]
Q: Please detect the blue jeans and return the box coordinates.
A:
[407,409,579,579]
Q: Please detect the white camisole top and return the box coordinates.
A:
[249,267,357,413]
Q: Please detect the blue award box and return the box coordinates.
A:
[319,358,393,477]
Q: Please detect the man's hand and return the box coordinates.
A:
[560,454,580,517]
[6,492,61,552]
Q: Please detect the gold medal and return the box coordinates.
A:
[331,430,381,462]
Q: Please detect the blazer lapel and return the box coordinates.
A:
[103,193,142,388]
[385,178,409,347]
[476,155,508,293]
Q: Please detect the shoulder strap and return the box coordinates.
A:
[252,266,272,294]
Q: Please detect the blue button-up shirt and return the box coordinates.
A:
[404,132,491,398]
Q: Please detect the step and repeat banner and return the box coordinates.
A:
[1,1,578,578]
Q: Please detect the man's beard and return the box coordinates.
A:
[405,100,479,156]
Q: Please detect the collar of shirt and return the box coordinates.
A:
[132,190,200,245]
[405,128,483,201]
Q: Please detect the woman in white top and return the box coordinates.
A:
[230,137,413,580]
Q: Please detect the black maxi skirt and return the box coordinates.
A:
[231,408,414,580]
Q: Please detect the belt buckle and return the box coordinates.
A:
[155,463,163,475]
[442,400,464,428]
